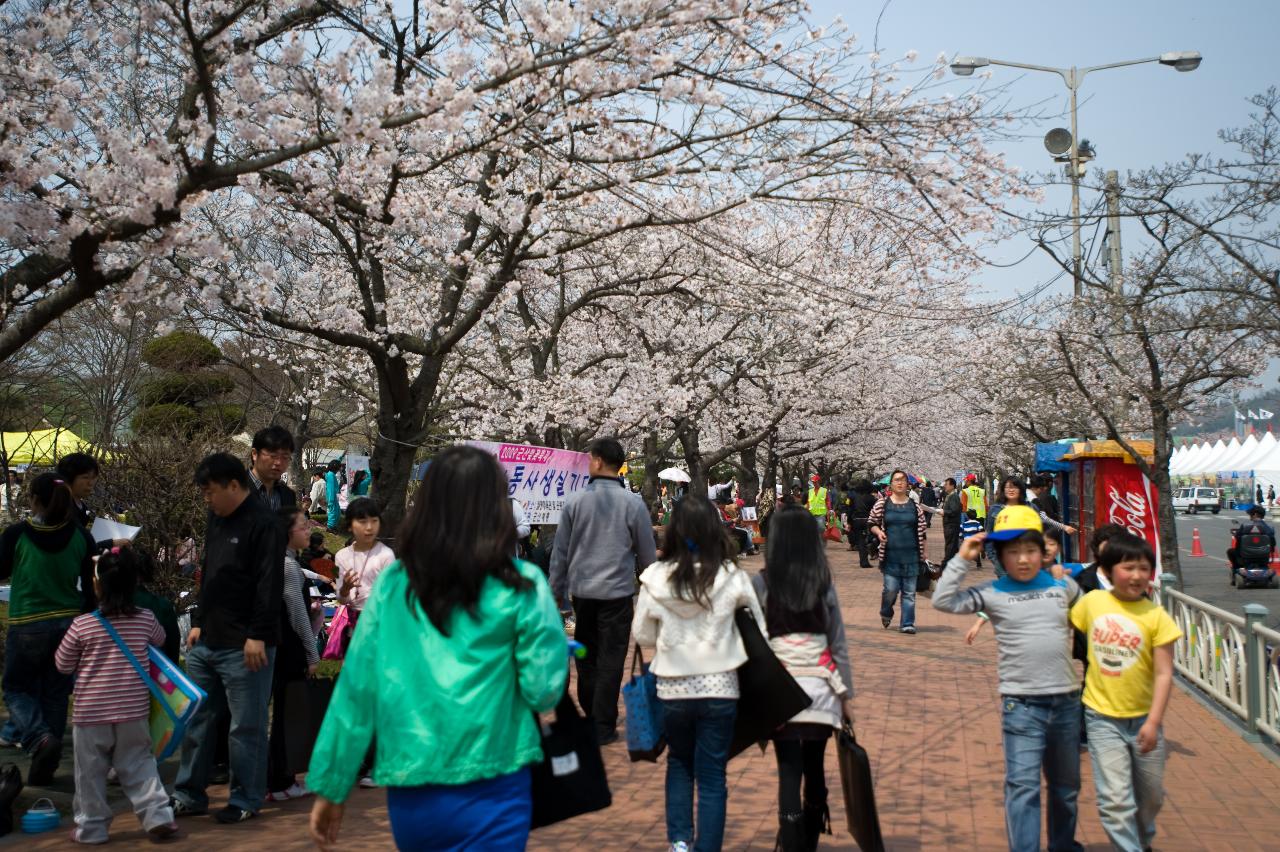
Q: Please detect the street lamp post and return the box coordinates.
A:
[950,52,1202,298]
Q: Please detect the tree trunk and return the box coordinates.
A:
[738,443,759,506]
[367,354,440,537]
[762,430,779,508]
[641,430,662,513]
[679,425,706,497]
[1148,408,1182,584]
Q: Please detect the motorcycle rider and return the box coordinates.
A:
[1228,505,1276,573]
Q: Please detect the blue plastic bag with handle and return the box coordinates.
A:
[622,644,665,762]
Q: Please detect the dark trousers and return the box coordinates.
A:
[943,522,961,565]
[774,736,829,814]
[2,616,74,749]
[849,519,871,566]
[266,668,302,792]
[571,596,634,737]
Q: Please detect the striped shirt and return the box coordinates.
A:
[55,609,165,725]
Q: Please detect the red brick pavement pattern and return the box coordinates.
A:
[14,535,1280,850]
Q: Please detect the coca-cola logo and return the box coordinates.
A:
[1107,486,1148,534]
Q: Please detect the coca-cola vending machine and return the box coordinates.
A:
[1064,441,1161,565]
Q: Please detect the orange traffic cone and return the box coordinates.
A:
[1270,549,1280,572]
[1190,528,1205,558]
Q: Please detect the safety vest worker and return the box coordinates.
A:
[961,475,986,520]
[807,475,828,518]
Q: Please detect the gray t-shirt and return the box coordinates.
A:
[933,556,1081,696]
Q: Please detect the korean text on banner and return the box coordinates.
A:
[467,442,592,525]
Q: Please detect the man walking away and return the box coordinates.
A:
[849,480,877,568]
[550,438,657,745]
[942,478,962,565]
[961,474,987,523]
[920,481,939,528]
[172,453,285,824]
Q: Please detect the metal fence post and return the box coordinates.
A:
[1242,603,1269,741]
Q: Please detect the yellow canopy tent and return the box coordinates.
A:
[0,428,107,467]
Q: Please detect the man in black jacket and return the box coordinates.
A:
[172,453,284,824]
[941,478,962,564]
[247,426,297,511]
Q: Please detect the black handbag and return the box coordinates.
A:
[836,721,885,852]
[730,607,811,758]
[530,685,612,829]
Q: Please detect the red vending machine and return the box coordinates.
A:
[1062,440,1161,565]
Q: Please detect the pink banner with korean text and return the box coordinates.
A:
[466,441,592,525]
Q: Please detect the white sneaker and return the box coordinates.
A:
[670,843,691,852]
[562,616,576,632]
[267,781,312,801]
[358,776,378,789]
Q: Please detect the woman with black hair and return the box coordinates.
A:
[752,504,854,851]
[0,472,96,784]
[633,496,766,852]
[868,470,928,634]
[986,476,1076,574]
[307,445,566,850]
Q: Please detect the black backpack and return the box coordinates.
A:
[1238,523,1273,563]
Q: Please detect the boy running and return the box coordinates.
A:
[934,505,1083,852]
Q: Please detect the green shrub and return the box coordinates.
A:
[142,331,221,370]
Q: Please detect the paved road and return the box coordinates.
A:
[1172,510,1280,630]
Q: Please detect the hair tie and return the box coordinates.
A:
[684,538,699,553]
[53,479,65,486]
[110,546,121,555]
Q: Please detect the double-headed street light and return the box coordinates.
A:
[950,52,1202,298]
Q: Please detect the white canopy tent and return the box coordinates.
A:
[1215,434,1259,473]
[1189,439,1231,476]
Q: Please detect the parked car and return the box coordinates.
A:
[1173,486,1221,514]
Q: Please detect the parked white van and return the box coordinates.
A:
[1173,486,1221,514]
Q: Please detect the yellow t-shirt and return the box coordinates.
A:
[1069,589,1182,718]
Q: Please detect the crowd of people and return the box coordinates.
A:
[0,433,1186,852]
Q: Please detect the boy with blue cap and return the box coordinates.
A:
[933,504,1084,852]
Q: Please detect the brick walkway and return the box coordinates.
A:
[12,535,1280,850]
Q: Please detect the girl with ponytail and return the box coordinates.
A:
[0,472,97,784]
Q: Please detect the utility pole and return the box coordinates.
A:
[1105,170,1124,292]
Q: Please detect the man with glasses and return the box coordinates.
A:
[248,426,297,511]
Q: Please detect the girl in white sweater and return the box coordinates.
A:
[633,496,766,852]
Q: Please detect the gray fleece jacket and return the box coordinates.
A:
[549,477,657,603]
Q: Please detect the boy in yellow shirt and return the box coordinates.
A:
[1068,533,1182,852]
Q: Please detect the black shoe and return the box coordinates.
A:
[169,798,207,818]
[596,729,619,746]
[213,805,257,824]
[0,762,23,837]
[774,812,806,852]
[802,798,831,852]
[25,734,60,786]
[881,617,891,629]
[209,764,230,786]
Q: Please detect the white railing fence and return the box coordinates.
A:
[1158,573,1279,748]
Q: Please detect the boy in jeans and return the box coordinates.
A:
[934,505,1083,852]
[1069,533,1180,852]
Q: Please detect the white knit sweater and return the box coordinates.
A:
[632,559,766,678]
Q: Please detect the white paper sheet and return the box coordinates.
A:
[90,516,141,542]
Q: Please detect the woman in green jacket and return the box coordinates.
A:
[308,445,567,851]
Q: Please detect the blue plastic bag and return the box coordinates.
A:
[622,644,665,762]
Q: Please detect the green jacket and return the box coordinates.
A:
[307,559,567,803]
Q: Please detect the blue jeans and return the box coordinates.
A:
[661,697,737,851]
[1085,709,1166,852]
[879,567,916,628]
[1001,691,1083,852]
[174,643,276,813]
[2,616,75,748]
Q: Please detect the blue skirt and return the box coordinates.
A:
[387,767,532,851]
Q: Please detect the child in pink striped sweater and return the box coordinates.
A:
[55,548,178,844]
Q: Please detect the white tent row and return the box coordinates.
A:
[1170,432,1280,499]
